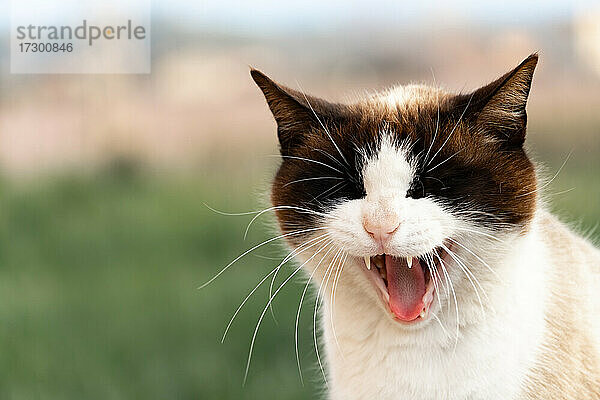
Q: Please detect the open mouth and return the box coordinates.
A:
[363,249,449,323]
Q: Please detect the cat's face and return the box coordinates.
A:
[252,55,538,325]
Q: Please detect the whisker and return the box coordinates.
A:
[423,91,441,167]
[427,93,473,168]
[446,238,504,283]
[296,81,350,168]
[452,250,496,316]
[453,227,505,243]
[198,227,325,289]
[440,244,486,318]
[313,148,346,169]
[283,176,343,188]
[547,187,576,197]
[295,241,336,385]
[329,252,348,358]
[424,253,444,311]
[243,239,333,385]
[435,251,460,349]
[203,203,333,240]
[313,248,343,388]
[268,234,330,321]
[221,234,329,342]
[426,148,465,173]
[517,150,572,198]
[274,154,344,175]
[316,181,347,200]
[267,233,331,321]
[243,206,334,240]
[428,251,449,302]
[431,312,451,338]
[453,209,506,222]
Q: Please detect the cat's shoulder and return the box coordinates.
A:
[536,208,600,264]
[524,210,600,400]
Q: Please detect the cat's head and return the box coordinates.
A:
[252,55,538,326]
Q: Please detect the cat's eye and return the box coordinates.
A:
[406,178,424,199]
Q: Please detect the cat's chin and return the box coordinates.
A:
[360,245,452,325]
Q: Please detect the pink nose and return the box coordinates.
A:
[363,215,400,246]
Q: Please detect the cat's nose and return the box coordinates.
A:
[362,214,400,246]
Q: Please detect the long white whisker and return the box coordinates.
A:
[319,251,338,349]
[446,238,504,283]
[329,252,348,358]
[426,255,454,339]
[440,244,486,318]
[426,148,465,173]
[283,176,344,187]
[452,250,496,315]
[313,248,343,387]
[243,206,334,240]
[243,239,333,385]
[313,148,346,169]
[275,154,344,174]
[198,227,325,289]
[222,268,278,343]
[453,209,506,222]
[316,181,347,200]
[435,252,460,349]
[427,94,473,167]
[296,81,350,168]
[267,233,331,321]
[425,253,443,311]
[453,227,505,243]
[203,203,334,240]
[295,241,336,385]
[547,187,576,197]
[434,252,452,316]
[423,88,441,166]
[429,252,449,302]
[431,312,451,338]
[517,150,572,198]
[203,203,267,217]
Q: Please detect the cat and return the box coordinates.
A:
[250,54,600,399]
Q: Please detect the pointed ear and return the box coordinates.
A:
[250,69,345,155]
[468,53,538,147]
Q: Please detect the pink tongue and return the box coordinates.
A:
[385,255,426,321]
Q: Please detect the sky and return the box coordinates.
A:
[155,0,599,34]
[1,0,598,33]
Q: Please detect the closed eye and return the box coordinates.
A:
[423,176,447,190]
[406,178,425,199]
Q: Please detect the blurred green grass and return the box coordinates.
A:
[0,165,321,399]
[0,157,597,399]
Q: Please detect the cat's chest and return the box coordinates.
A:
[325,318,534,400]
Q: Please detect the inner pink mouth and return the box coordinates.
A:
[363,249,449,322]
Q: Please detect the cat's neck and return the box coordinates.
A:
[319,212,549,400]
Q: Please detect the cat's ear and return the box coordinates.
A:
[467,53,538,147]
[250,69,345,155]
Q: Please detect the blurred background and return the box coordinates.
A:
[0,1,599,398]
